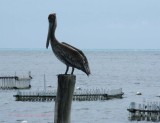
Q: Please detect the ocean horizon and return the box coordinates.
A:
[1,48,160,52]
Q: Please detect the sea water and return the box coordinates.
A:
[0,49,160,123]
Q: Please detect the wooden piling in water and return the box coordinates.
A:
[54,74,76,123]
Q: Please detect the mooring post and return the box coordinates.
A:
[54,74,76,123]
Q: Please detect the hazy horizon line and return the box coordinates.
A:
[0,48,160,51]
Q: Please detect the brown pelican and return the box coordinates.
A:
[46,13,91,76]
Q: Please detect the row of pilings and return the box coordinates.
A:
[0,76,31,89]
[128,101,160,122]
[13,88,124,102]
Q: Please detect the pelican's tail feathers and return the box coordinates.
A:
[83,64,91,76]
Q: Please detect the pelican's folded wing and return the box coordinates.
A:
[62,42,91,75]
[62,42,86,60]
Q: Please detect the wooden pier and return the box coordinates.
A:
[127,101,160,121]
[0,72,32,89]
[13,88,124,102]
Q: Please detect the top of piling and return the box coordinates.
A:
[57,74,76,78]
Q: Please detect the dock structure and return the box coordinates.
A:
[13,88,124,102]
[127,101,160,122]
[0,72,32,89]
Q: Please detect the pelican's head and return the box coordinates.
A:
[46,13,57,49]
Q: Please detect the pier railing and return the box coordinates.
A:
[127,101,160,121]
[13,88,123,102]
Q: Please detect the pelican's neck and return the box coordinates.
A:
[51,26,58,44]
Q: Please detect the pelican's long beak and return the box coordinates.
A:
[46,22,52,49]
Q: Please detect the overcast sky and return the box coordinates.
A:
[0,0,160,49]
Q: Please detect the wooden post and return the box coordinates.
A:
[54,74,76,123]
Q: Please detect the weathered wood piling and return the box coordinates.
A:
[54,74,76,123]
